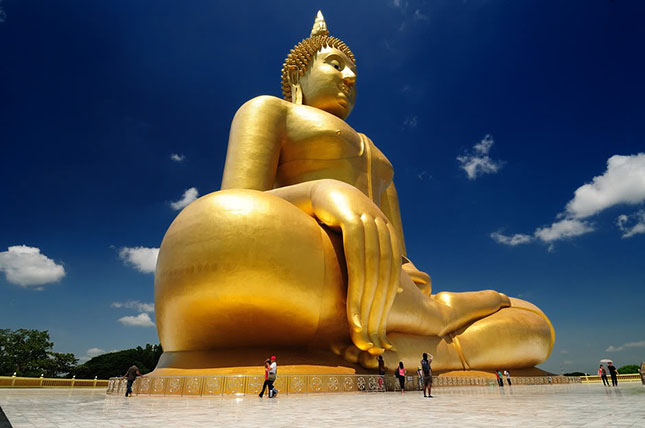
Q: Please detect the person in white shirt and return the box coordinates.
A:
[268,356,278,397]
[503,370,511,386]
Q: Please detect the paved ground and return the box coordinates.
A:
[0,382,643,427]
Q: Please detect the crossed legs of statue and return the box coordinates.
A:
[155,190,554,372]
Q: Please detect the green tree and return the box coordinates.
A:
[617,364,640,374]
[71,344,162,379]
[0,329,79,377]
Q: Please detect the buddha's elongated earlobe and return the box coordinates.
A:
[289,67,303,105]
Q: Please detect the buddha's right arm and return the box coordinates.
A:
[269,179,401,355]
[221,96,286,191]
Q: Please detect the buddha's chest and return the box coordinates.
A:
[282,107,363,161]
[278,106,394,202]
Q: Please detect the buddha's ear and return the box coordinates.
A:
[288,66,303,105]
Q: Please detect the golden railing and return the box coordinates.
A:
[0,375,109,388]
[106,374,581,397]
[580,374,642,383]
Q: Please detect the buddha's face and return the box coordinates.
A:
[299,46,356,119]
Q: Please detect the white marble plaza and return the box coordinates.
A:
[1,382,643,427]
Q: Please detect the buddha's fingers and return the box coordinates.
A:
[342,218,372,351]
[359,214,380,349]
[377,222,401,350]
[366,217,392,354]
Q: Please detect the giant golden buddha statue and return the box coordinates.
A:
[152,12,554,375]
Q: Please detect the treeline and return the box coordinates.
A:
[71,344,162,379]
[0,329,77,377]
[0,329,162,379]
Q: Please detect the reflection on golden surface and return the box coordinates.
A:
[152,11,554,376]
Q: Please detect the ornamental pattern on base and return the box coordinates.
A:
[105,374,581,396]
[152,377,165,394]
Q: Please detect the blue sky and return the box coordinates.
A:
[1,0,644,374]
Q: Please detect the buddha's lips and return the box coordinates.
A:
[339,82,352,96]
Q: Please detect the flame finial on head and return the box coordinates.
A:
[310,10,329,37]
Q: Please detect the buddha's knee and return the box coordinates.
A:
[154,189,346,351]
[454,300,554,369]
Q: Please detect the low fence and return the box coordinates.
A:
[0,375,109,388]
[580,374,642,383]
[106,374,581,397]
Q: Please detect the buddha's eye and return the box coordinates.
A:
[330,59,342,71]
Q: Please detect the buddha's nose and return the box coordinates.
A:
[342,69,356,87]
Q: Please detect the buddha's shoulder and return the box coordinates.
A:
[236,95,291,114]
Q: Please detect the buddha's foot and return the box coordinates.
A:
[342,297,554,372]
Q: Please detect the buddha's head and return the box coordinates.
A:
[281,11,357,119]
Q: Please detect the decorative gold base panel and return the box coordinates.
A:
[107,370,579,397]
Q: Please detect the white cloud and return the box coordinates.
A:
[417,170,431,181]
[403,116,419,128]
[170,187,199,210]
[118,312,155,327]
[534,218,594,243]
[111,300,154,313]
[605,340,645,353]
[118,247,159,273]
[170,153,185,162]
[78,347,108,363]
[616,210,645,238]
[87,348,106,357]
[403,116,418,128]
[565,154,645,218]
[0,245,66,287]
[413,9,429,21]
[491,153,645,248]
[457,135,504,180]
[490,232,533,246]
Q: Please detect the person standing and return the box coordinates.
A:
[503,369,511,386]
[377,355,386,390]
[607,362,619,387]
[420,353,433,398]
[123,365,141,397]
[495,370,504,387]
[259,358,273,398]
[598,365,610,387]
[268,356,279,397]
[396,361,406,394]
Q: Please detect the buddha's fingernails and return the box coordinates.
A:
[354,340,373,351]
[397,287,404,293]
[368,333,380,346]
[351,314,362,330]
[367,347,385,356]
[380,331,394,349]
[351,331,373,351]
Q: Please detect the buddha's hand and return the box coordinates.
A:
[309,179,401,355]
